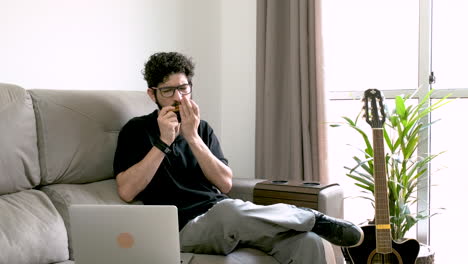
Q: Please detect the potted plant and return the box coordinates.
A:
[331,89,450,241]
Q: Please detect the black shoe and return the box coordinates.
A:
[311,211,364,247]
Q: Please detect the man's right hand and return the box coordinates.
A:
[157,106,180,145]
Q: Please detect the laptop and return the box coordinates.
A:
[69,204,193,264]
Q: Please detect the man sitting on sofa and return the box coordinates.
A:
[113,52,363,264]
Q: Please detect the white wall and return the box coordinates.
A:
[0,0,186,90]
[0,0,256,179]
[219,1,256,179]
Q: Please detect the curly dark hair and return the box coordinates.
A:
[142,52,195,88]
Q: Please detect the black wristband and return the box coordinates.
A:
[153,138,172,154]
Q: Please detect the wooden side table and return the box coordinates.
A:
[253,180,338,210]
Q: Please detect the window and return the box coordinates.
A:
[322,0,420,225]
[322,0,419,93]
[428,1,468,262]
[323,1,467,262]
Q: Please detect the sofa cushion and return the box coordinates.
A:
[0,83,41,195]
[0,189,69,264]
[192,248,279,264]
[41,179,141,259]
[189,240,334,264]
[29,89,155,185]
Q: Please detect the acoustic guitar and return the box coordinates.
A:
[343,89,420,264]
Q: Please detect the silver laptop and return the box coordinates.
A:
[69,204,193,264]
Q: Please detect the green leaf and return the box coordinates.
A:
[395,96,406,118]
[347,174,374,188]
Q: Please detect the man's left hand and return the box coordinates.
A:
[179,96,200,141]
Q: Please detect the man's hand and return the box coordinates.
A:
[178,96,232,193]
[157,107,180,145]
[179,97,200,142]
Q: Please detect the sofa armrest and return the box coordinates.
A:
[229,178,344,218]
[318,184,344,219]
[228,178,264,202]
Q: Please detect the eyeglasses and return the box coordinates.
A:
[150,84,192,98]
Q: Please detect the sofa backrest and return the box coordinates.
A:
[0,83,41,195]
[29,89,155,185]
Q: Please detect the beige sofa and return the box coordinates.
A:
[0,83,344,264]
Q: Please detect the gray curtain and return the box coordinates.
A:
[256,0,328,183]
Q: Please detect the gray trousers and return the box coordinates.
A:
[179,199,327,264]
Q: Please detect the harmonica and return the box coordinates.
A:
[172,104,180,112]
[172,103,181,122]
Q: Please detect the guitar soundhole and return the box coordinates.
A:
[368,249,403,264]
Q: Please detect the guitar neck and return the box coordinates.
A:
[373,128,393,254]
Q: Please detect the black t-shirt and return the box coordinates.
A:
[113,110,228,229]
